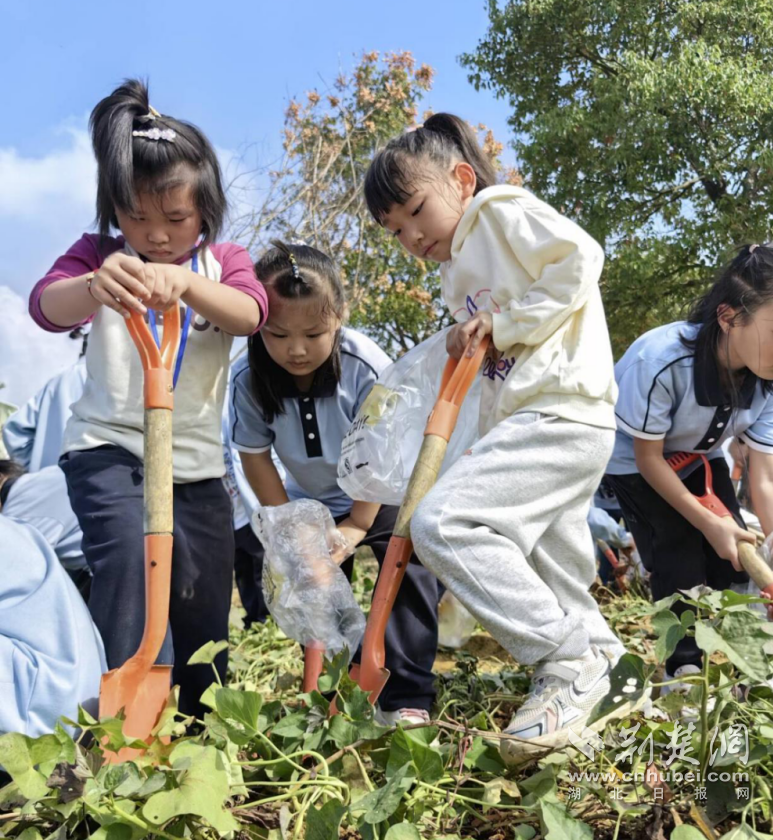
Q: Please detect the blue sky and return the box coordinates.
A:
[0,0,516,407]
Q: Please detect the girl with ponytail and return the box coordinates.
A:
[27,79,268,716]
[364,113,628,761]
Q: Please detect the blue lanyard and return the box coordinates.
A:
[148,251,196,388]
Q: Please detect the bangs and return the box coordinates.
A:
[364,148,417,222]
[134,161,194,194]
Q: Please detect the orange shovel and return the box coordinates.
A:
[99,305,180,762]
[343,336,489,705]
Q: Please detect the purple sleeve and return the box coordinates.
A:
[212,242,268,334]
[29,234,122,333]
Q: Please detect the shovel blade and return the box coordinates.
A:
[99,663,173,763]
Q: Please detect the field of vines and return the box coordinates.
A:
[2,558,773,840]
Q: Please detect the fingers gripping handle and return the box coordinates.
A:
[425,335,490,441]
[125,307,181,410]
[738,542,773,598]
[667,451,773,596]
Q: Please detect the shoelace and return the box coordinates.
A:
[522,675,563,707]
[397,708,431,722]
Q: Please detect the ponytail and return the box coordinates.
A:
[89,78,226,246]
[364,112,497,222]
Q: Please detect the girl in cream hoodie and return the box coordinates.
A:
[364,113,631,762]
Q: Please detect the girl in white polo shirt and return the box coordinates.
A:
[606,244,773,688]
[364,113,627,761]
[230,241,439,725]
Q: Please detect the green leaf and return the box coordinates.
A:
[695,611,772,682]
[187,639,229,665]
[142,742,238,833]
[54,722,76,765]
[652,609,688,663]
[272,710,310,739]
[672,828,711,840]
[103,763,144,797]
[540,800,593,839]
[386,725,443,783]
[215,686,262,744]
[463,736,506,774]
[17,829,43,840]
[316,647,351,694]
[137,770,169,798]
[356,762,416,825]
[304,799,347,840]
[514,828,537,840]
[0,733,52,801]
[588,653,652,725]
[384,823,421,840]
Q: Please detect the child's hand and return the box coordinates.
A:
[447,311,493,359]
[331,518,368,565]
[142,264,192,311]
[702,516,756,572]
[91,253,149,317]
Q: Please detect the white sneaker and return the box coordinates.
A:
[375,706,431,726]
[500,646,637,763]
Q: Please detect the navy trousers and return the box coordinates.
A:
[61,445,235,717]
[235,504,440,711]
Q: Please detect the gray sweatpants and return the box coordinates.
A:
[411,412,625,665]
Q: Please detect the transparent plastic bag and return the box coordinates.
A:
[437,590,477,649]
[252,499,365,660]
[338,327,482,505]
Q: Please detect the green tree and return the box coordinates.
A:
[462,0,773,354]
[234,51,513,357]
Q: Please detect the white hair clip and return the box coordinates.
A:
[132,127,176,142]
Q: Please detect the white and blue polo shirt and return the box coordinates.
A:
[606,321,773,475]
[230,328,391,517]
[1,466,86,572]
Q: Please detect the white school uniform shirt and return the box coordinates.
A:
[0,517,105,737]
[2,359,87,471]
[2,467,86,572]
[441,185,616,434]
[230,328,390,518]
[606,321,773,475]
[62,244,237,482]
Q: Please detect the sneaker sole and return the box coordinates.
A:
[499,689,651,765]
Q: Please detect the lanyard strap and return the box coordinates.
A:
[147,251,197,388]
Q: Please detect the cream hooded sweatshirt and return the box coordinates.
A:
[440,185,616,434]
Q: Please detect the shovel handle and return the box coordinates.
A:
[667,451,773,598]
[394,335,489,537]
[122,307,180,678]
[125,306,181,410]
[425,335,490,441]
[355,335,489,706]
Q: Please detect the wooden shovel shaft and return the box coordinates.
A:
[354,336,489,703]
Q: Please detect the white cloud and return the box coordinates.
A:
[0,286,81,408]
[0,124,97,299]
[0,127,96,218]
